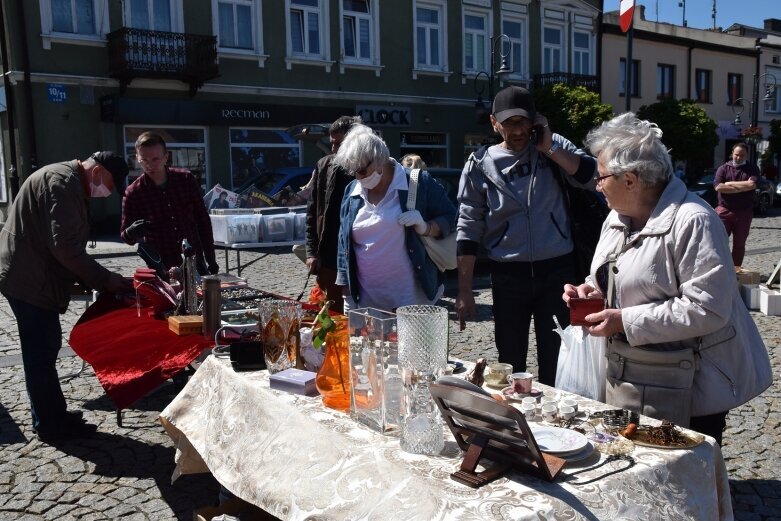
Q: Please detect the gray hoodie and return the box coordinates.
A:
[456,134,596,263]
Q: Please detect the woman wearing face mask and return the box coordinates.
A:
[334,125,456,312]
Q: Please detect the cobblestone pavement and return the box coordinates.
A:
[0,208,779,520]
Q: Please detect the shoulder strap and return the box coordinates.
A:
[406,168,420,210]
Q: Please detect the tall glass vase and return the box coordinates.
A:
[315,316,351,412]
[348,308,400,435]
[396,305,448,455]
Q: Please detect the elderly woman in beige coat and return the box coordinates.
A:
[562,113,772,445]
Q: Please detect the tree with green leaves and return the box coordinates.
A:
[532,83,614,147]
[636,98,719,180]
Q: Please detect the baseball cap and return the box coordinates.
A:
[492,86,536,123]
[91,151,130,197]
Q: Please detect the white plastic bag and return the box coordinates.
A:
[553,317,607,402]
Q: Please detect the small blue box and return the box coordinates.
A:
[269,368,318,396]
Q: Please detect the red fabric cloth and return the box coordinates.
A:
[69,293,213,410]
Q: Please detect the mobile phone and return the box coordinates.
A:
[530,124,544,144]
[569,298,605,326]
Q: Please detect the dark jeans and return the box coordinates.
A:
[7,296,68,432]
[690,411,728,446]
[490,255,575,386]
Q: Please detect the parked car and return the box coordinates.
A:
[776,180,781,207]
[234,166,313,198]
[687,170,775,215]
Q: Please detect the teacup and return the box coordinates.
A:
[484,363,513,387]
[559,405,577,420]
[541,403,558,422]
[521,396,538,406]
[560,398,578,412]
[507,372,534,394]
[520,402,536,421]
[540,395,558,407]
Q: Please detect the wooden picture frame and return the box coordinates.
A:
[430,379,565,487]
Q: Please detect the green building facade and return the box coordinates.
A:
[0,0,601,230]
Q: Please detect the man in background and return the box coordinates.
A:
[0,151,131,442]
[456,86,596,385]
[304,115,361,312]
[714,142,759,272]
[121,132,218,276]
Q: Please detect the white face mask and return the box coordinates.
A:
[90,180,112,198]
[733,159,746,167]
[358,171,382,190]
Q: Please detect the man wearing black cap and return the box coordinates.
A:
[456,86,597,385]
[0,151,132,442]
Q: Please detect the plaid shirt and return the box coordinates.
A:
[120,168,215,270]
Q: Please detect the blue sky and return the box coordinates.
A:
[633,0,779,30]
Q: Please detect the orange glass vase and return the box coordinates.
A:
[315,316,351,411]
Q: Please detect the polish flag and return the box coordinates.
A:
[620,0,636,32]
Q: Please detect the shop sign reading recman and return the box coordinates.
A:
[356,105,412,126]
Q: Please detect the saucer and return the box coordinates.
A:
[501,386,543,402]
[484,380,508,389]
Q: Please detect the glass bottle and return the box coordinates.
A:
[315,315,351,411]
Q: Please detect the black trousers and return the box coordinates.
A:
[490,255,575,386]
[690,411,728,446]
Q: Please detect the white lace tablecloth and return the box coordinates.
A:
[160,356,733,521]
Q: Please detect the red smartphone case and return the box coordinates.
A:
[569,298,605,326]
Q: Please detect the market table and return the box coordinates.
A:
[214,240,304,276]
[160,356,733,521]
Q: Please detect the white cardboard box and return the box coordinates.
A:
[759,286,781,316]
[740,284,761,310]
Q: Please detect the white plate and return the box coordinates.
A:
[529,425,589,456]
[558,441,596,464]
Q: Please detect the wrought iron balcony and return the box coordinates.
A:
[107,27,219,95]
[533,73,600,93]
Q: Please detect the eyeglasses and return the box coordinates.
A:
[353,163,372,177]
[594,173,615,184]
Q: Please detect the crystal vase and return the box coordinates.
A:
[396,305,448,455]
[315,316,351,411]
[348,308,400,435]
[258,299,301,374]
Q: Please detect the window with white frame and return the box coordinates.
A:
[288,0,325,59]
[342,0,374,63]
[125,0,179,31]
[542,25,563,73]
[572,30,591,75]
[414,0,446,71]
[766,74,780,113]
[501,12,527,80]
[463,9,489,73]
[39,0,111,48]
[215,0,258,51]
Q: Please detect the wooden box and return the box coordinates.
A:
[737,270,761,285]
[168,315,203,335]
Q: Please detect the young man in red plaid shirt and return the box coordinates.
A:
[120,132,218,276]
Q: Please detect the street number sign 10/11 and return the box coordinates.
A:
[47,83,67,103]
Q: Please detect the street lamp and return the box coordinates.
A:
[473,33,512,124]
[731,72,777,160]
